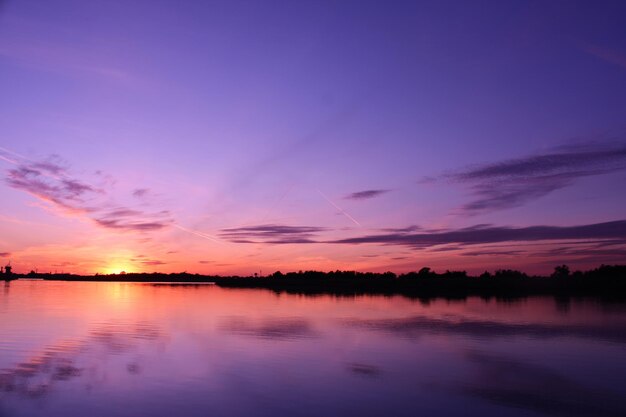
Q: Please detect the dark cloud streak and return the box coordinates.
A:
[333,220,626,249]
[444,140,626,214]
[344,189,390,200]
[132,188,149,198]
[220,224,326,244]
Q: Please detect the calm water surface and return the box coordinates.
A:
[1,280,626,417]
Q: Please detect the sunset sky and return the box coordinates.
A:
[1,0,625,275]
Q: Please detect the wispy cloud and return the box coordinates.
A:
[378,225,421,233]
[535,241,626,263]
[460,249,525,257]
[218,219,626,260]
[140,260,167,266]
[94,210,171,231]
[219,224,326,244]
[442,140,626,214]
[0,252,11,257]
[6,156,101,214]
[132,188,150,198]
[344,189,390,200]
[2,150,172,232]
[332,219,626,249]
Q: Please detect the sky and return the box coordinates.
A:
[1,0,626,275]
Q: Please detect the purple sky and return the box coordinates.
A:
[1,0,626,274]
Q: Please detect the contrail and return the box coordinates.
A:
[317,188,362,227]
[0,146,29,163]
[0,146,64,180]
[260,183,295,222]
[173,224,222,244]
[0,146,21,165]
[0,154,17,165]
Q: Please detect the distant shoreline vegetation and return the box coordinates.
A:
[12,265,626,300]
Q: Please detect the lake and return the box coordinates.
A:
[1,280,625,417]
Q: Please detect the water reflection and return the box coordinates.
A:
[346,363,382,378]
[344,315,626,344]
[0,321,166,400]
[0,281,625,417]
[89,321,165,353]
[219,317,317,340]
[457,351,626,417]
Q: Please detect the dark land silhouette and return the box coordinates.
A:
[0,263,16,281]
[10,264,626,300]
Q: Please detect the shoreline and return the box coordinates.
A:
[6,264,626,300]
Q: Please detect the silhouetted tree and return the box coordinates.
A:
[552,265,570,279]
[418,267,431,276]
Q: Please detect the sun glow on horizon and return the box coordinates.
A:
[102,258,136,275]
[102,266,133,275]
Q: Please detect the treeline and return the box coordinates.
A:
[24,264,626,299]
[215,265,626,298]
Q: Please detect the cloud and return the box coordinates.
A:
[115,220,165,232]
[344,189,390,200]
[6,159,100,213]
[428,245,463,252]
[30,160,66,175]
[219,224,327,244]
[444,140,626,214]
[332,219,626,249]
[132,188,149,198]
[130,256,168,266]
[461,249,525,257]
[534,242,626,263]
[379,225,421,233]
[3,152,172,233]
[543,241,626,256]
[218,219,626,261]
[0,252,10,257]
[52,261,76,267]
[140,260,167,266]
[95,208,171,232]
